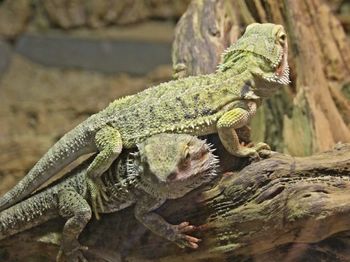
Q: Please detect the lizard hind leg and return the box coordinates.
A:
[86,126,123,219]
[57,187,92,262]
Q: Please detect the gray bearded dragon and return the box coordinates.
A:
[0,23,289,217]
[0,134,218,262]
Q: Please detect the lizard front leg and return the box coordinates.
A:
[86,126,123,219]
[217,102,270,158]
[57,187,92,262]
[134,194,200,249]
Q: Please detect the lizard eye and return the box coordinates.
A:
[167,171,177,181]
[278,32,286,45]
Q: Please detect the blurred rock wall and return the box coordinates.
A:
[0,0,189,193]
[0,0,190,37]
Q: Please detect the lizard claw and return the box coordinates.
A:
[86,177,108,220]
[173,221,201,249]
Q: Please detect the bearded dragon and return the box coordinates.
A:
[0,133,218,262]
[0,23,289,217]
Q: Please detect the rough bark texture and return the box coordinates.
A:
[282,0,350,155]
[172,0,238,77]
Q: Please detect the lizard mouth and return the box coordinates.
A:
[274,48,290,84]
[264,43,290,85]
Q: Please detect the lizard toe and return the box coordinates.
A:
[175,234,201,249]
[173,222,201,249]
[86,177,108,219]
[254,142,271,151]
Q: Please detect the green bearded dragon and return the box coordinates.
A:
[0,23,289,217]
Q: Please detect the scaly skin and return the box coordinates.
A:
[0,134,218,262]
[0,23,290,217]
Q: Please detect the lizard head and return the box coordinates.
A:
[219,23,290,97]
[135,134,218,199]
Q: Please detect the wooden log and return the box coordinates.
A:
[1,144,349,261]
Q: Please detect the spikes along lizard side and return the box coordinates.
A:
[0,23,290,217]
[0,134,218,262]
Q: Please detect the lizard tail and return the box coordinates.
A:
[0,126,95,211]
[0,190,57,240]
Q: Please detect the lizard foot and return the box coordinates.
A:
[172,221,201,249]
[251,142,271,160]
[56,243,89,262]
[253,142,271,152]
[86,177,108,220]
[234,146,260,159]
[235,142,271,160]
